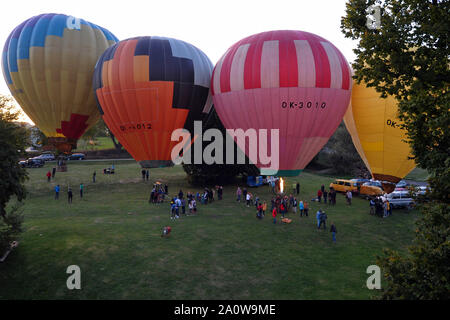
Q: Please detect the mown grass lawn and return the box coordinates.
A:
[0,161,419,299]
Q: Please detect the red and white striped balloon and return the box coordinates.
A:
[212,30,352,176]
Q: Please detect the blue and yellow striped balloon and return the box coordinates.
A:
[2,13,118,151]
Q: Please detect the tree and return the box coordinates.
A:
[307,122,370,177]
[342,0,449,299]
[0,94,27,254]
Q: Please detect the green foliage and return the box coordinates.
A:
[81,118,109,140]
[376,203,450,299]
[342,0,449,299]
[0,203,24,254]
[0,94,28,253]
[308,122,370,177]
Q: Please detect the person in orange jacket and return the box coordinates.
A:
[262,201,267,216]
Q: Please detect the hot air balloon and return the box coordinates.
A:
[93,36,213,168]
[344,82,416,192]
[2,13,118,152]
[212,30,352,176]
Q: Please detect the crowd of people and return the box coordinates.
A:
[370,195,393,218]
[46,166,368,244]
[161,186,224,220]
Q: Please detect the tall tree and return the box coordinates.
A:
[342,0,449,299]
[0,95,27,254]
[307,122,370,177]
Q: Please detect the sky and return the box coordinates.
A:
[0,0,359,123]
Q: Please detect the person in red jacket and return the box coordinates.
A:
[257,203,263,219]
[317,189,323,202]
[272,208,277,224]
[46,171,51,182]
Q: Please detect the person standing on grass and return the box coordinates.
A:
[323,189,328,204]
[79,183,84,199]
[46,170,51,182]
[218,186,223,200]
[262,201,267,216]
[257,203,263,219]
[170,200,176,220]
[141,169,146,181]
[317,189,322,202]
[346,190,352,205]
[254,195,260,208]
[330,222,337,243]
[272,207,277,224]
[299,200,304,216]
[316,209,322,228]
[188,199,193,215]
[52,167,56,179]
[246,192,251,207]
[236,187,242,202]
[304,200,309,217]
[146,170,149,181]
[68,187,73,204]
[243,188,248,202]
[320,211,327,230]
[280,203,285,218]
[292,198,297,214]
[93,171,96,183]
[369,198,376,215]
[181,198,186,215]
[54,184,60,200]
[175,196,181,219]
[296,182,300,195]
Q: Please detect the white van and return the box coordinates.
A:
[387,191,414,209]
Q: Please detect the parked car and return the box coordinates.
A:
[350,178,370,193]
[396,180,409,188]
[68,153,85,160]
[387,191,415,209]
[21,158,45,168]
[329,179,358,193]
[359,181,384,197]
[33,153,55,161]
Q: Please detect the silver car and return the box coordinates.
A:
[387,191,414,209]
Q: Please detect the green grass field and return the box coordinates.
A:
[0,160,419,299]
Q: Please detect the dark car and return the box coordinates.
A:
[68,153,85,160]
[22,158,45,168]
[34,153,55,161]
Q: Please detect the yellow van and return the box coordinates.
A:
[329,179,358,193]
[359,181,384,197]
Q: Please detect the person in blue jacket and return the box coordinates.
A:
[54,185,60,200]
[316,209,322,229]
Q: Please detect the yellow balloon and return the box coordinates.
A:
[2,14,118,151]
[343,81,416,184]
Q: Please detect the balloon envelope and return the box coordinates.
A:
[93,36,213,168]
[2,13,118,151]
[212,30,352,176]
[343,82,415,185]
